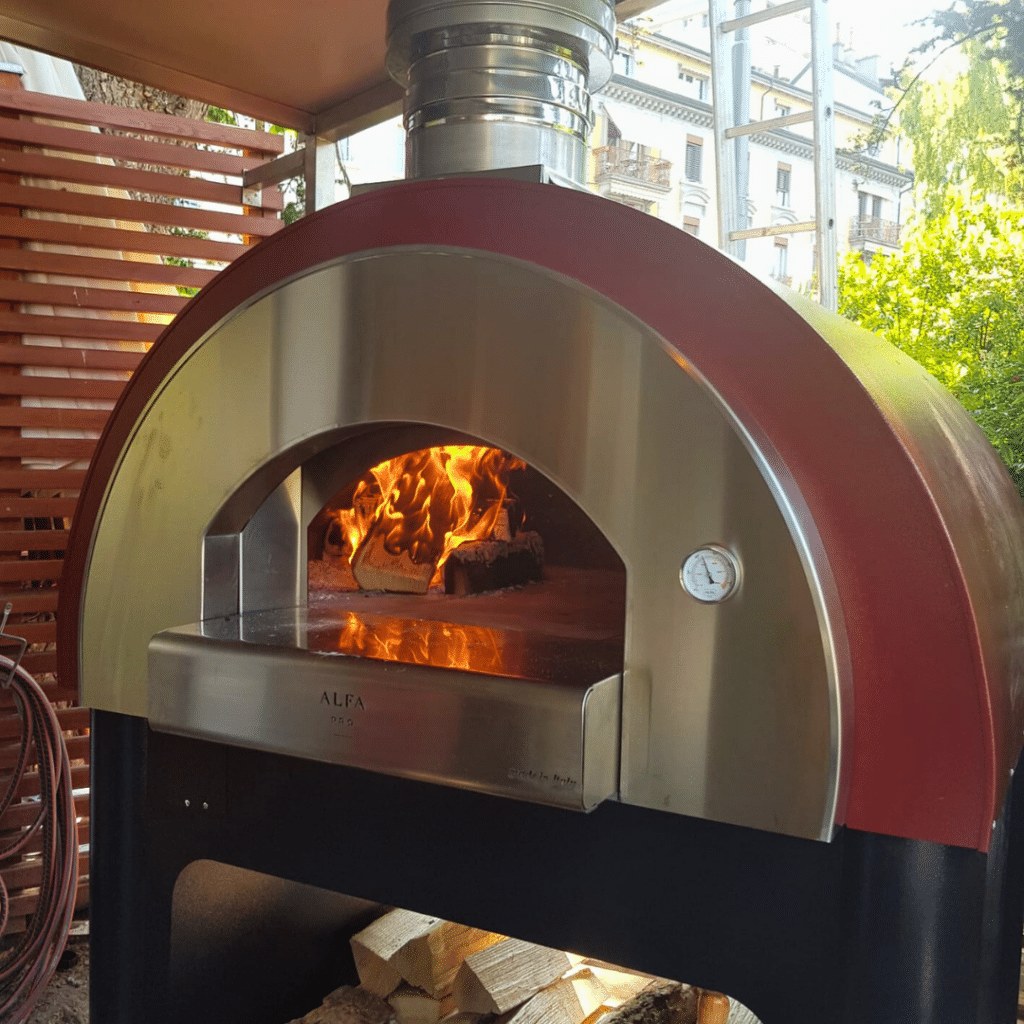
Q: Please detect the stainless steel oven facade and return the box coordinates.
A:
[79,248,844,841]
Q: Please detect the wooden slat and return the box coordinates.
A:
[0,215,246,262]
[0,312,159,345]
[0,470,85,490]
[0,90,285,154]
[0,707,89,745]
[0,558,63,583]
[20,651,57,676]
[0,408,110,431]
[0,376,128,401]
[0,737,89,776]
[0,249,219,289]
[0,499,79,520]
[0,437,97,460]
[3,819,90,861]
[13,765,92,805]
[0,589,60,615]
[0,621,56,645]
[0,531,69,552]
[0,119,268,177]
[0,853,89,893]
[0,149,284,211]
[6,879,89,921]
[0,343,143,372]
[0,280,187,316]
[0,183,283,239]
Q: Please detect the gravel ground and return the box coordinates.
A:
[23,933,89,1024]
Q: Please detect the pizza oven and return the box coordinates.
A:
[57,2,1024,1022]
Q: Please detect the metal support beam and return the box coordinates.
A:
[708,0,741,258]
[721,0,810,34]
[725,109,813,137]
[810,0,838,311]
[732,0,751,260]
[730,220,817,240]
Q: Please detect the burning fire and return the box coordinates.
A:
[331,445,524,589]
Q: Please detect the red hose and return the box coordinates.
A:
[0,654,80,1022]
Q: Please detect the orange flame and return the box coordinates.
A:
[332,445,524,586]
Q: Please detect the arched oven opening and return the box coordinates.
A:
[304,430,626,691]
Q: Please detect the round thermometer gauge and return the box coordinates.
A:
[680,545,741,603]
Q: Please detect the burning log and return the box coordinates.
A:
[319,445,528,595]
[443,532,544,596]
[452,937,574,1014]
[351,534,437,594]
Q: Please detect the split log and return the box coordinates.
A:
[286,984,395,1024]
[443,532,544,596]
[352,534,437,594]
[590,981,699,1024]
[390,920,505,997]
[584,965,663,1007]
[388,983,452,1024]
[452,937,574,1014]
[351,909,442,996]
[495,971,607,1024]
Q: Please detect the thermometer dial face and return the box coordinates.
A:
[680,545,741,603]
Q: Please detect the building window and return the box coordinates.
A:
[685,136,703,183]
[677,69,708,101]
[701,13,709,27]
[776,102,791,118]
[614,48,636,77]
[776,163,792,206]
[683,216,700,237]
[774,237,789,279]
[858,191,883,219]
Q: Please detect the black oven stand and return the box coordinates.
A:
[89,710,1024,1024]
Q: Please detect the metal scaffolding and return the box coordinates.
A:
[708,0,838,310]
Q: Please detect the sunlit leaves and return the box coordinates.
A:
[839,195,1024,491]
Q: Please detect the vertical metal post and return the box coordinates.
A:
[732,0,751,261]
[708,0,740,257]
[302,134,336,214]
[809,0,838,310]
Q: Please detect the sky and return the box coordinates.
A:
[829,0,954,73]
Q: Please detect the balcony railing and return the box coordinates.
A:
[594,141,672,190]
[849,215,901,247]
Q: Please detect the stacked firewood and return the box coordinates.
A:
[285,909,747,1024]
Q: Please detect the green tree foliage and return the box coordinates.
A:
[900,39,1022,213]
[839,195,1024,491]
[915,1,1024,166]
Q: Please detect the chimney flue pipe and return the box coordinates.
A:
[386,0,616,183]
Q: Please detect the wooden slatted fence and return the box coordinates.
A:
[0,67,285,936]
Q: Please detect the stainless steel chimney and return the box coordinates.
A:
[386,0,616,182]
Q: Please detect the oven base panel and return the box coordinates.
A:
[90,711,1024,1024]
